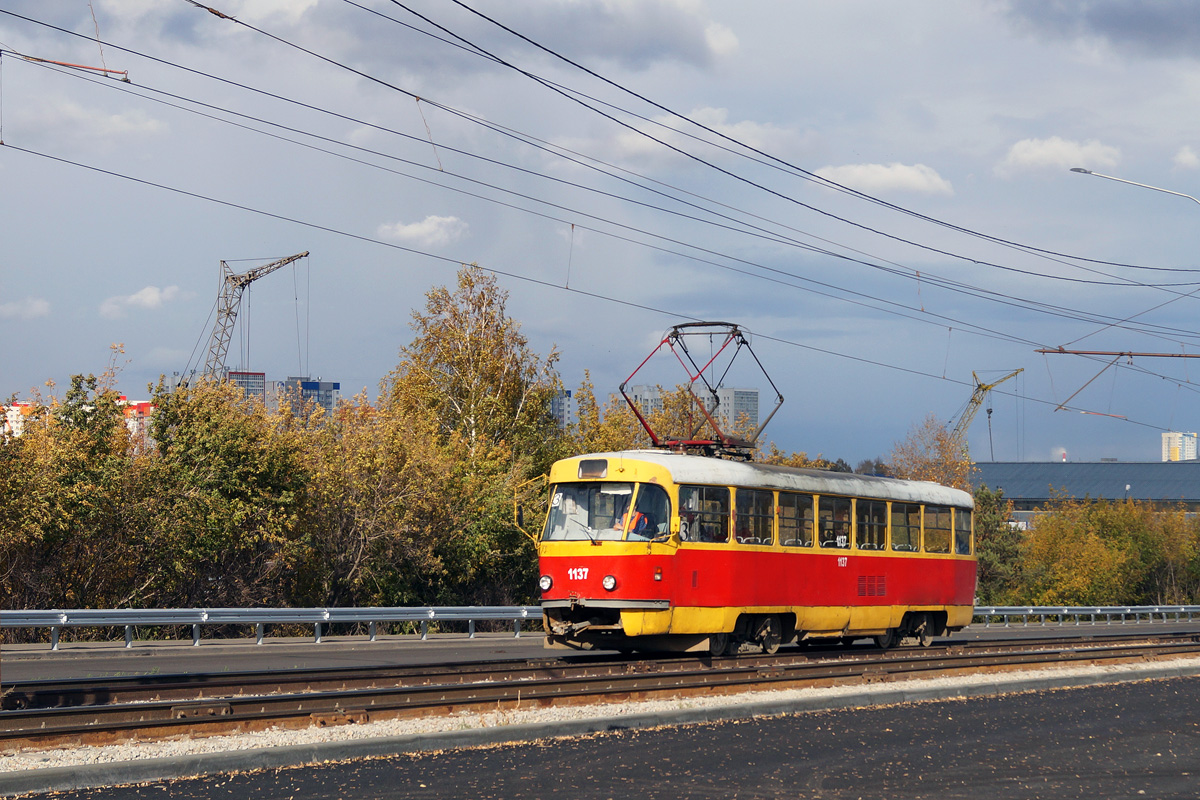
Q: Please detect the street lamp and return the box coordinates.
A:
[1070,167,1200,206]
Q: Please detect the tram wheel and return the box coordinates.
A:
[709,632,731,656]
[873,628,899,650]
[914,613,934,648]
[755,616,782,655]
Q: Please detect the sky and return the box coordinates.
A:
[5,1,1200,465]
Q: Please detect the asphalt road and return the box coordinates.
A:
[48,675,1200,799]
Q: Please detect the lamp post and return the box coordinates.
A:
[1070,167,1200,206]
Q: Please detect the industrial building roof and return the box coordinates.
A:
[974,461,1200,504]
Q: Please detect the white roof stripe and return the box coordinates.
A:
[573,451,973,508]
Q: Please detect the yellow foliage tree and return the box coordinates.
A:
[888,413,974,490]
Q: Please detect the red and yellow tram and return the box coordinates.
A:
[536,450,976,654]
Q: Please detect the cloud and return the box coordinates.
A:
[1004,2,1200,60]
[601,107,811,167]
[1175,146,1200,169]
[484,0,738,70]
[99,286,181,319]
[0,297,50,320]
[377,215,469,248]
[994,136,1119,177]
[222,0,319,26]
[704,21,739,57]
[814,163,954,196]
[19,100,165,145]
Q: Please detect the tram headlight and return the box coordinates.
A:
[538,575,553,592]
[602,574,617,591]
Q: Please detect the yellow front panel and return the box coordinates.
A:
[620,609,674,636]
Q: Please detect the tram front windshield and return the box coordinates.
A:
[544,482,672,542]
[544,483,632,541]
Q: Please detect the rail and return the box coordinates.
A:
[1,606,539,650]
[974,605,1200,626]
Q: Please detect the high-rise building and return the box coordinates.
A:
[625,385,760,436]
[550,389,577,430]
[1162,431,1198,462]
[228,370,267,403]
[714,387,760,434]
[2,401,37,437]
[276,376,340,416]
[626,385,664,416]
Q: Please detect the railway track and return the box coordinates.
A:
[4,632,1200,752]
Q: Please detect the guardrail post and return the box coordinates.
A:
[314,622,322,643]
[369,621,377,642]
[51,626,60,651]
[420,620,428,641]
[124,626,133,649]
[514,619,521,638]
[469,619,476,639]
[255,623,264,645]
[193,624,201,646]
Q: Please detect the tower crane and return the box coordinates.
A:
[948,368,1023,456]
[202,251,309,380]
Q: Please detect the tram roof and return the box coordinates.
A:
[567,451,973,508]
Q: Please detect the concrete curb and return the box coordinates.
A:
[4,660,1200,796]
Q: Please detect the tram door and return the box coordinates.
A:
[815,495,854,629]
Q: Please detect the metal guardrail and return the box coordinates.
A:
[4,605,1197,651]
[0,606,540,651]
[974,605,1200,626]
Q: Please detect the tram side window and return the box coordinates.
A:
[735,489,774,545]
[627,483,671,541]
[818,496,851,548]
[855,500,887,550]
[779,492,814,547]
[924,506,952,554]
[954,508,972,555]
[891,503,920,552]
[679,485,731,543]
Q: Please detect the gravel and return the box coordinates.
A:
[5,655,1200,774]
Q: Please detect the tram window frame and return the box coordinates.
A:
[626,483,671,541]
[855,499,887,551]
[679,485,731,544]
[735,488,775,545]
[924,506,952,554]
[818,496,851,549]
[954,507,972,555]
[779,492,814,547]
[890,503,920,552]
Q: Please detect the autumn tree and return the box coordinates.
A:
[568,372,644,454]
[10,373,147,608]
[386,265,564,469]
[293,393,457,607]
[1015,498,1200,606]
[383,266,566,604]
[888,413,974,490]
[145,378,308,607]
[759,444,839,470]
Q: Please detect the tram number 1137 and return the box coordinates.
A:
[567,567,589,580]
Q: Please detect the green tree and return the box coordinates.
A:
[973,485,1020,604]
